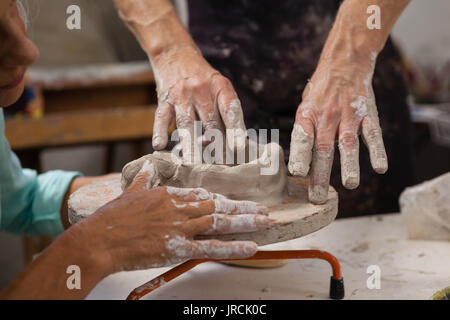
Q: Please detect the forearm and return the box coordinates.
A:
[0,227,109,300]
[114,0,198,60]
[321,0,409,66]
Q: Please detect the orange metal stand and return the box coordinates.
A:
[127,250,345,300]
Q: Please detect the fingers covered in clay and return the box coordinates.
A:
[166,186,268,216]
[212,76,247,152]
[338,127,360,190]
[290,50,389,204]
[90,182,266,271]
[309,141,335,205]
[149,44,245,161]
[288,114,315,177]
[152,101,175,150]
[362,117,388,174]
[174,104,197,163]
[193,82,225,133]
[166,237,258,261]
[182,213,271,236]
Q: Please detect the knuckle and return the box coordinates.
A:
[192,79,208,92]
[296,103,315,121]
[171,82,186,97]
[339,131,357,147]
[216,76,232,89]
[155,106,170,120]
[183,76,209,93]
[204,119,220,130]
[315,141,333,152]
[364,126,380,142]
[176,113,194,128]
[323,105,341,122]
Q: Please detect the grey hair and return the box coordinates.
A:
[17,0,29,29]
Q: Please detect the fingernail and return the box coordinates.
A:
[255,215,272,229]
[339,138,360,190]
[153,136,164,149]
[288,161,309,177]
[256,205,269,216]
[288,124,314,176]
[237,242,258,257]
[373,156,388,174]
[343,174,359,190]
[308,185,328,204]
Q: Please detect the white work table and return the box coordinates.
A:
[87,214,450,300]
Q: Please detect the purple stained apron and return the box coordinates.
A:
[188,0,415,217]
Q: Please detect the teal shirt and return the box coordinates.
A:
[0,110,82,236]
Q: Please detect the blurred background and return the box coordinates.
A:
[1,0,449,289]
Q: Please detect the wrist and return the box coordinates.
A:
[151,44,202,69]
[58,222,113,281]
[320,27,379,73]
[129,8,198,62]
[319,1,389,69]
[2,226,111,299]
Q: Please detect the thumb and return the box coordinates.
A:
[126,159,158,192]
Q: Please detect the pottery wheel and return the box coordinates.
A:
[68,174,338,246]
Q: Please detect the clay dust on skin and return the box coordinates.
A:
[358,51,388,174]
[226,99,240,123]
[350,51,378,120]
[166,186,268,215]
[171,199,187,208]
[214,197,268,215]
[308,148,335,204]
[165,235,257,262]
[204,213,271,235]
[140,160,157,190]
[167,187,212,200]
[338,133,360,189]
[342,51,384,188]
[350,96,368,119]
[174,105,198,163]
[225,99,247,151]
[288,124,314,176]
[165,186,271,235]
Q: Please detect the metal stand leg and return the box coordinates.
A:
[126,250,345,300]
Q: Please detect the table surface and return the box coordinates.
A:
[87,213,450,300]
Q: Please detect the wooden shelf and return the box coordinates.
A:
[5,105,159,150]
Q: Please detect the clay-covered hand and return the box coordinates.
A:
[288,55,388,204]
[73,160,270,274]
[151,45,247,161]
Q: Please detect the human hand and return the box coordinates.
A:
[74,160,270,274]
[288,55,388,204]
[151,46,247,162]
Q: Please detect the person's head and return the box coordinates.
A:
[0,0,38,107]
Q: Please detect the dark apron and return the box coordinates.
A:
[188,0,415,217]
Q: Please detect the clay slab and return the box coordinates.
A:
[69,175,338,246]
